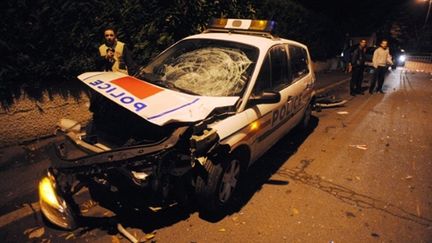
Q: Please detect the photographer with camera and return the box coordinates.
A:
[97,28,138,75]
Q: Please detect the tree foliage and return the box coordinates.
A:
[255,0,343,61]
[0,0,343,108]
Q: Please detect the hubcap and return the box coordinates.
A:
[218,159,240,203]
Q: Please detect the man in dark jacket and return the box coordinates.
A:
[348,39,367,96]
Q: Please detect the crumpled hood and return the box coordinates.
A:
[78,72,239,126]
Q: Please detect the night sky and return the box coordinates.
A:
[298,0,426,36]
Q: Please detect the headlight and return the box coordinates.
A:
[398,55,406,62]
[38,175,77,229]
[39,177,62,209]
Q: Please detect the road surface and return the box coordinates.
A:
[0,69,431,242]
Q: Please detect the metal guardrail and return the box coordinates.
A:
[406,55,432,63]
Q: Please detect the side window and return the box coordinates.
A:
[253,53,271,95]
[270,45,289,89]
[289,45,309,80]
[253,45,291,95]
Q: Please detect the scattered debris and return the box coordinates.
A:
[65,233,75,240]
[315,95,348,108]
[337,111,349,115]
[349,144,368,150]
[345,211,356,218]
[111,236,121,243]
[218,228,226,232]
[371,232,380,238]
[416,205,421,217]
[117,223,139,243]
[404,175,413,180]
[149,206,162,212]
[291,208,300,215]
[24,226,45,239]
[142,233,156,241]
[80,199,98,213]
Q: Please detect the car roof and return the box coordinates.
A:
[184,32,308,53]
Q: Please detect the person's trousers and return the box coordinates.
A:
[369,66,387,93]
[350,66,364,93]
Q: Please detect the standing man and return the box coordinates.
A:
[369,39,393,94]
[97,28,138,75]
[348,39,367,96]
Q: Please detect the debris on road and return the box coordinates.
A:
[24,226,45,239]
[416,205,421,217]
[65,233,75,240]
[142,233,156,241]
[315,94,348,108]
[349,144,368,150]
[337,111,349,115]
[346,211,356,218]
[291,208,300,216]
[117,223,139,243]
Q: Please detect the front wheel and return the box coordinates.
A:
[195,155,242,214]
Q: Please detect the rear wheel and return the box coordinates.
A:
[195,155,242,214]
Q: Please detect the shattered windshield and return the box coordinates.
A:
[142,39,259,96]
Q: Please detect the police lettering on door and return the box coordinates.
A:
[272,95,302,126]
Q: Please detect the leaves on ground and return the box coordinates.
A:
[24,226,45,239]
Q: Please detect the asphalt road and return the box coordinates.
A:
[0,69,431,242]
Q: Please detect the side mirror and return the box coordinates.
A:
[249,91,281,106]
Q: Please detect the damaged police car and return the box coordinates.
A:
[39,19,316,229]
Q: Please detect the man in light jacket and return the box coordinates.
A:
[369,40,393,94]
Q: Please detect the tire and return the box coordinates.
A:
[195,155,242,214]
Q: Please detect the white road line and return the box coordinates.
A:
[0,202,40,228]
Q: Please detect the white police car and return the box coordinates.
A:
[39,18,316,229]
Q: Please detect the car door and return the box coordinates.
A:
[248,44,304,161]
[286,44,314,126]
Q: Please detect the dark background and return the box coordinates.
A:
[0,0,430,109]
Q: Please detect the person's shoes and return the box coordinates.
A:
[369,90,373,94]
[378,90,385,94]
[350,92,356,96]
[357,91,365,95]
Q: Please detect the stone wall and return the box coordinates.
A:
[0,92,92,147]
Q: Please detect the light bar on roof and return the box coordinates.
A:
[209,18,276,33]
